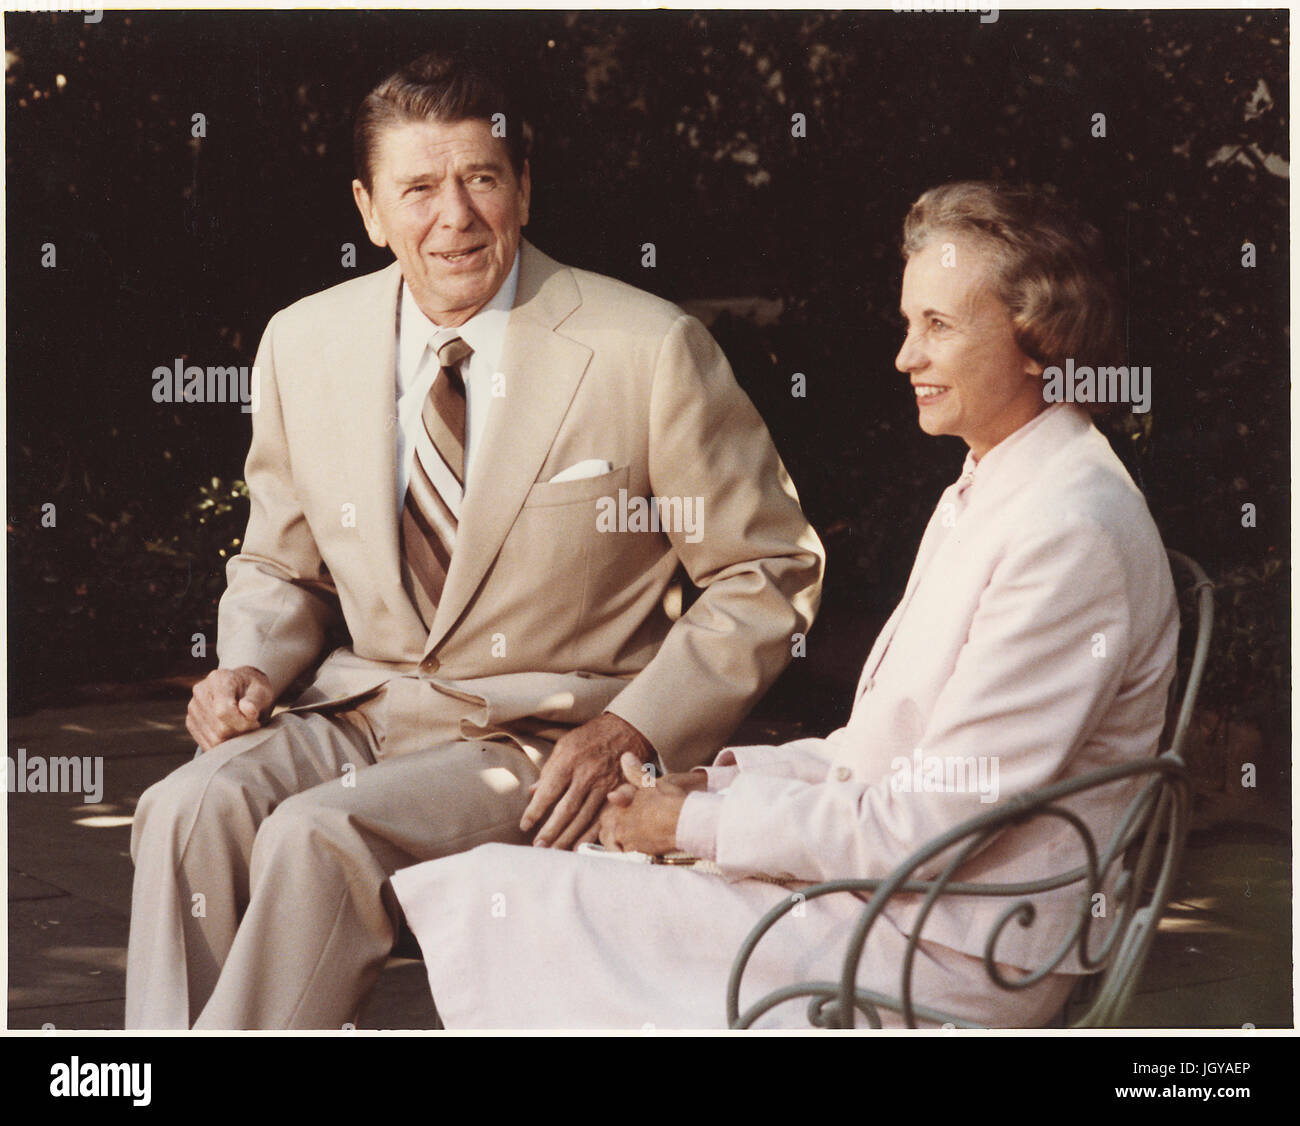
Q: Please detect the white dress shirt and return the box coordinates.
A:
[394,249,520,519]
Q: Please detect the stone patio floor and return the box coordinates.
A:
[6,696,1293,1032]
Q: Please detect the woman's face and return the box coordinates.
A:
[895,235,1046,460]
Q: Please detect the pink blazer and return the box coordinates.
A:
[683,404,1179,973]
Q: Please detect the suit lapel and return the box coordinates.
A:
[425,242,593,651]
[858,409,1091,692]
[327,261,428,640]
[861,486,959,685]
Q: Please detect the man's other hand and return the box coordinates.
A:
[186,666,275,751]
[521,712,654,850]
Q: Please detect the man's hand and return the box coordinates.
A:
[186,666,275,751]
[594,753,704,856]
[520,712,654,850]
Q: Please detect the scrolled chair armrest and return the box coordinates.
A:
[727,753,1189,1029]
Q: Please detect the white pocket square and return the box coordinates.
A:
[548,459,613,484]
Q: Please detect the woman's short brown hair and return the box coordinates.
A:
[901,181,1124,375]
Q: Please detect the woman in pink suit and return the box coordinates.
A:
[389,182,1179,1029]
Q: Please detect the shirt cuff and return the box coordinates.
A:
[675,791,724,861]
[698,764,740,791]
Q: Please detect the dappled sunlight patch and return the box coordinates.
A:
[479,767,522,795]
[44,944,128,973]
[73,815,135,829]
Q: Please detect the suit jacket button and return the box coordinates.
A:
[834,765,852,782]
[420,656,439,674]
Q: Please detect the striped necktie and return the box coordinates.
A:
[400,334,473,626]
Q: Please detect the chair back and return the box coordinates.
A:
[1065,549,1213,1026]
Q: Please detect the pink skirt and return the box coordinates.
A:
[390,842,1076,1030]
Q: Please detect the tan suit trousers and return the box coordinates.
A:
[125,677,545,1029]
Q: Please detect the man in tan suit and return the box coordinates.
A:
[125,50,823,1029]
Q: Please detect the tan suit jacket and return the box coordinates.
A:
[216,241,824,771]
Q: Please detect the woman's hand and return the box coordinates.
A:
[594,753,706,856]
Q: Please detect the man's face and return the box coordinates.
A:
[895,235,1044,460]
[352,116,530,327]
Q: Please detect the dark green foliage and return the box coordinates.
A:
[6,10,1287,738]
